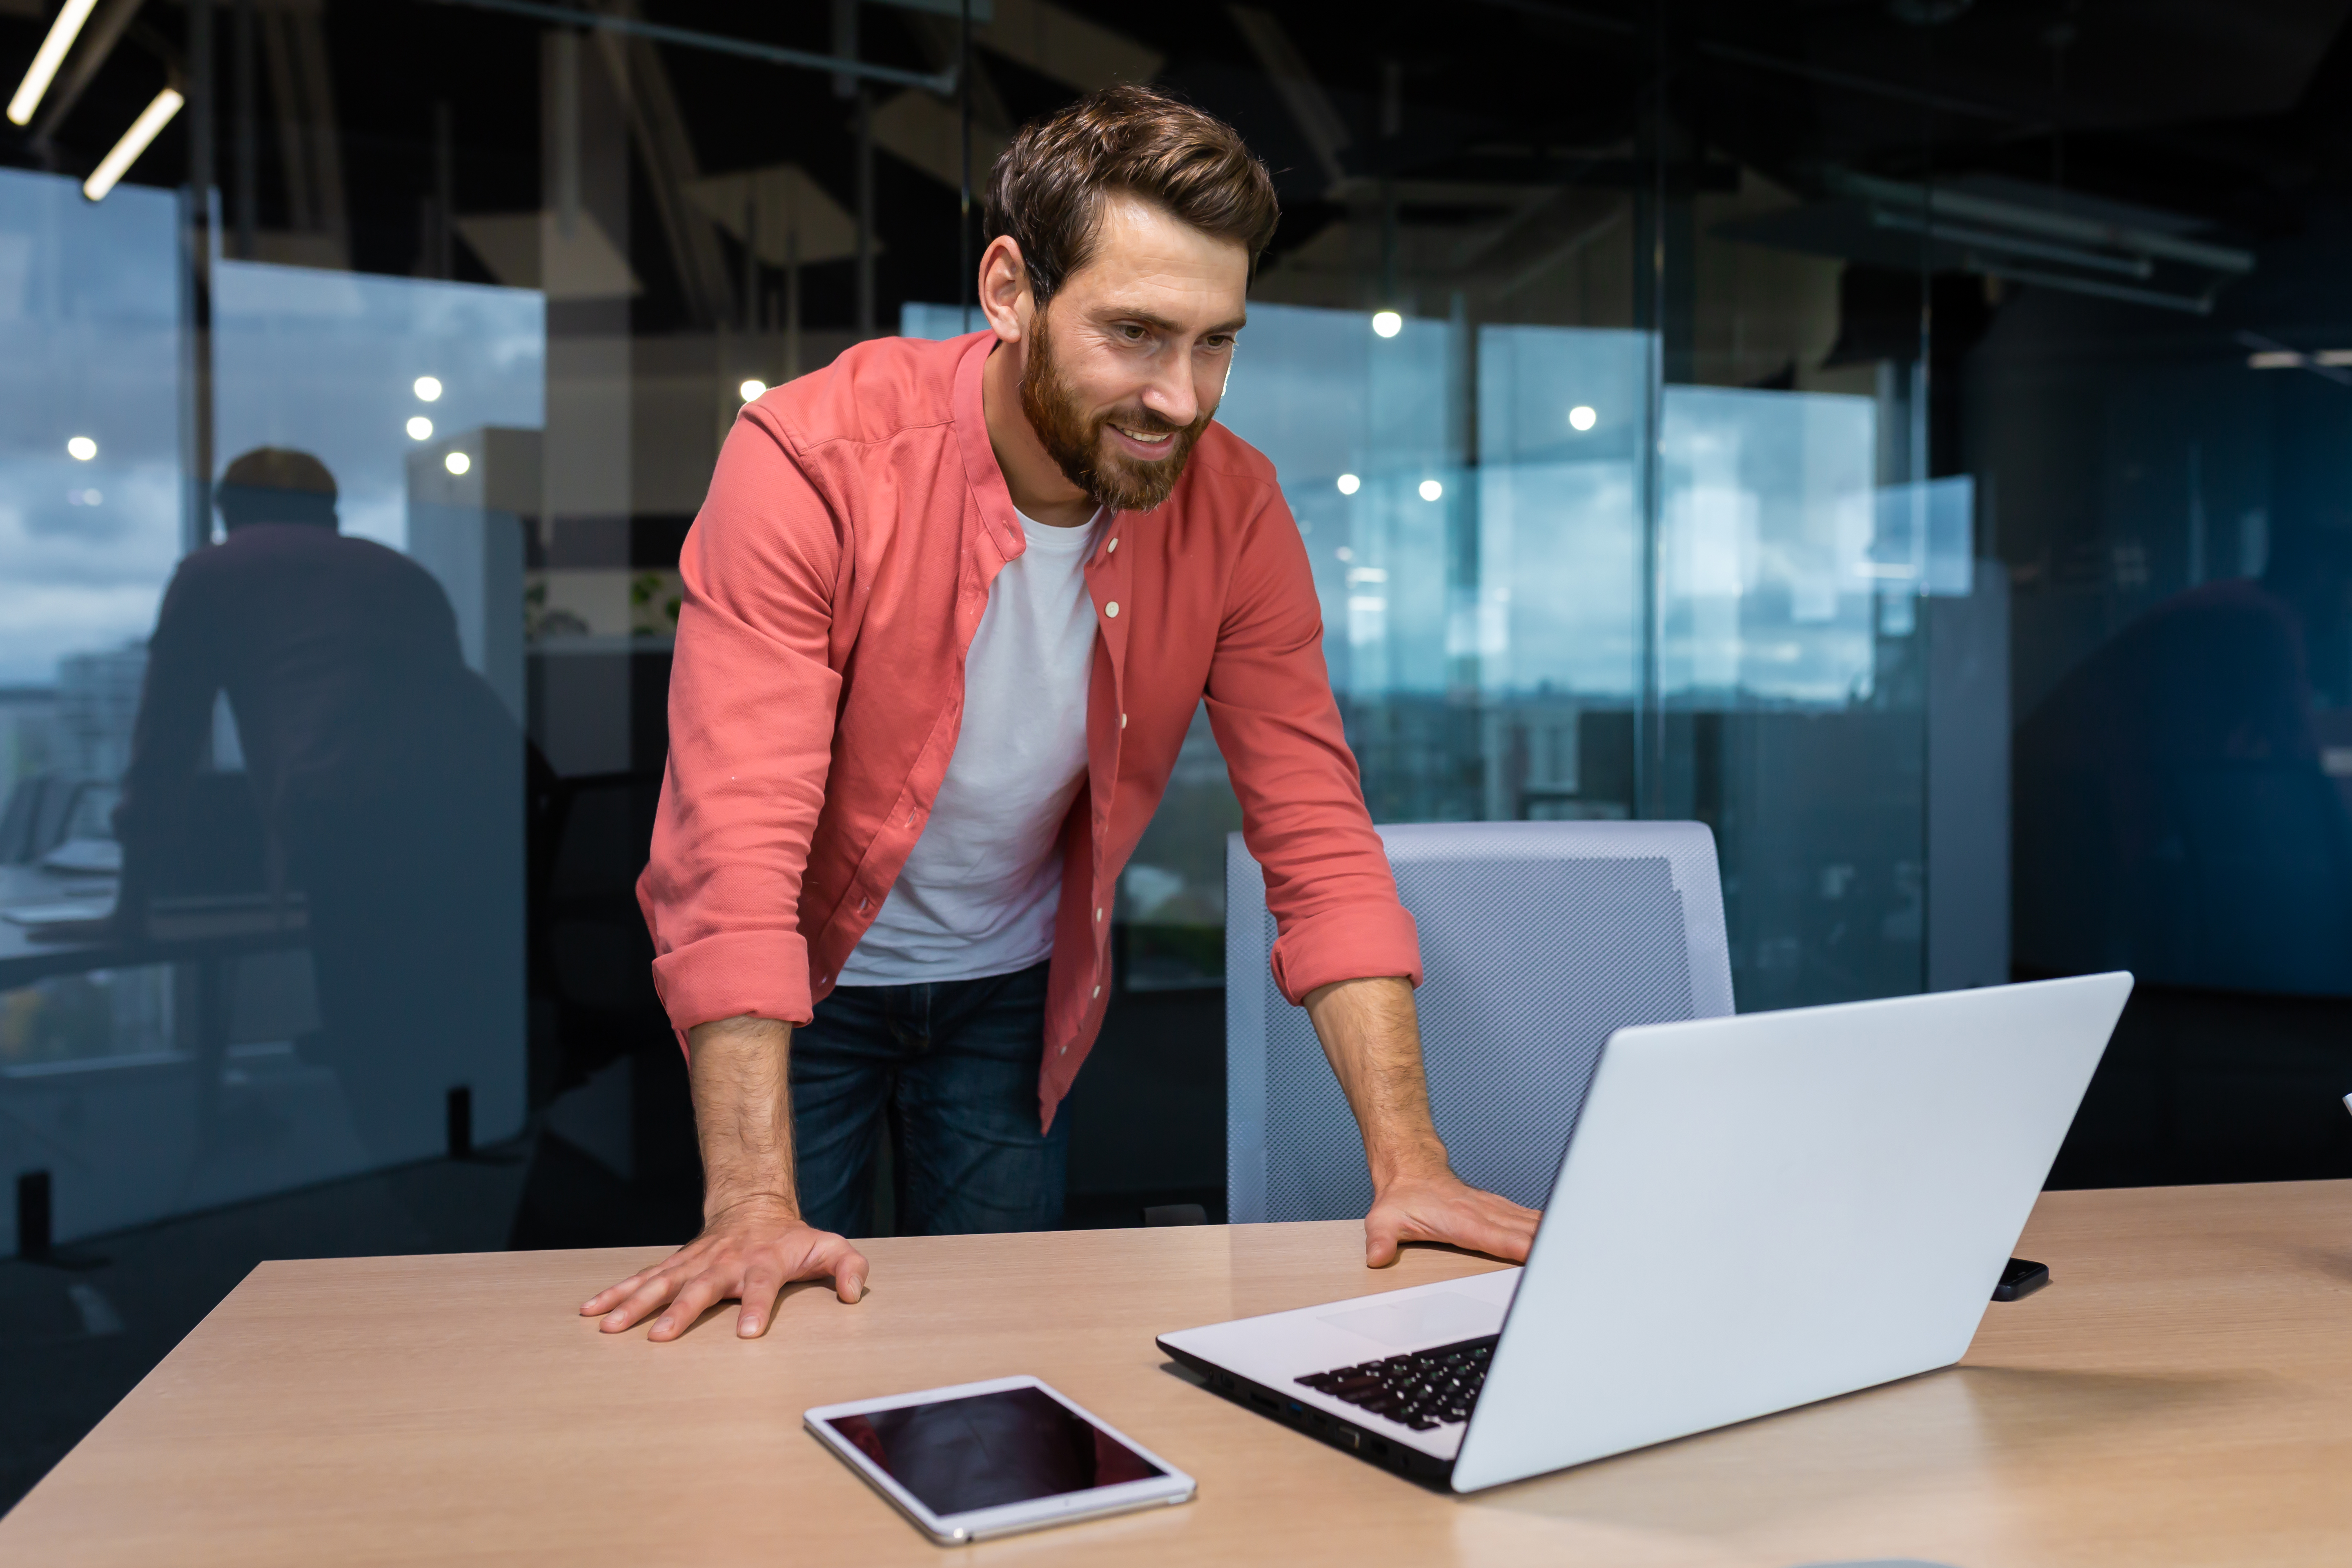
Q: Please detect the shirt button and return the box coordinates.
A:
[1107,537,1118,553]
[1059,1045,1068,1056]
[1105,601,1120,618]
[1091,984,1101,999]
[1120,712,1127,728]
[1096,906,1104,921]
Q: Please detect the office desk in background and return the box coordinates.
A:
[4,1183,2350,1566]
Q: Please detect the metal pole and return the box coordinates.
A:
[742,186,758,334]
[855,86,874,338]
[1634,2,1666,821]
[959,0,972,332]
[786,214,802,379]
[232,0,254,260]
[833,0,873,340]
[185,0,216,554]
[433,100,454,278]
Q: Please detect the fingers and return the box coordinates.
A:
[1454,1196,1540,1263]
[1363,1180,1544,1268]
[649,1271,732,1342]
[582,1235,718,1318]
[825,1238,872,1305]
[736,1267,785,1339]
[736,1235,868,1332]
[584,1223,874,1341]
[600,1267,690,1333]
[582,1265,666,1318]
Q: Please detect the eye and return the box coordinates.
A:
[1118,323,1149,342]
[1201,335,1233,352]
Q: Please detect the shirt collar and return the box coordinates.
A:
[951,332,1027,563]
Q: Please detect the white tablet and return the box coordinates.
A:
[804,1375,1196,1544]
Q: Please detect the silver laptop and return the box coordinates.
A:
[1158,972,2133,1492]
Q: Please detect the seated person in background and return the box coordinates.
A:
[2013,559,2352,992]
[115,446,517,1165]
[587,86,1539,1345]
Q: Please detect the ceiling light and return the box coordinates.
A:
[1419,479,1443,501]
[739,378,767,402]
[1371,310,1402,339]
[7,0,101,127]
[413,376,443,401]
[2247,351,2303,370]
[82,88,183,203]
[444,451,472,475]
[1336,472,1361,495]
[66,436,96,461]
[1568,405,1597,431]
[406,416,434,441]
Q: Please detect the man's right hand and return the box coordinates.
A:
[580,1193,869,1341]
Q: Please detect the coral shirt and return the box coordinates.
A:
[637,331,1421,1126]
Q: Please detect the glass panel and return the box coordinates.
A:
[11,0,2352,1507]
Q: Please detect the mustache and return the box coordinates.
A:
[1096,407,1194,438]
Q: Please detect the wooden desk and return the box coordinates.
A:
[6,1182,2350,1565]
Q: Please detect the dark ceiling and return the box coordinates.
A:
[4,0,2352,332]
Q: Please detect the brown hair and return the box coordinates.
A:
[984,84,1280,310]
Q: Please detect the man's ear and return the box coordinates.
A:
[977,235,1032,344]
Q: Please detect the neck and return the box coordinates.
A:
[981,336,1098,528]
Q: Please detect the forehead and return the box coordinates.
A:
[1059,192,1249,316]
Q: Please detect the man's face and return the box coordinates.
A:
[1018,194,1250,512]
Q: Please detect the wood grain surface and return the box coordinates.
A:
[5,1182,2350,1566]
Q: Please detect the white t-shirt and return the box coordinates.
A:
[835,509,1100,984]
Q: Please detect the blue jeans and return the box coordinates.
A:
[790,961,1068,1237]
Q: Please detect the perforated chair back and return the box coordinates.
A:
[1226,820,1734,1223]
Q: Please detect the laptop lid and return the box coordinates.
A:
[1452,971,2132,1492]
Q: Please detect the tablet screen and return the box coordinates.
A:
[817,1385,1166,1517]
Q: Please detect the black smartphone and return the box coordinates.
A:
[1993,1256,2050,1302]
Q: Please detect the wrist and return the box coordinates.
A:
[1368,1137,1452,1191]
[703,1189,800,1227]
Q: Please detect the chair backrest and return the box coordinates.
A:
[1226,820,1734,1223]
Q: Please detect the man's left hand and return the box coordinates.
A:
[1364,1168,1540,1267]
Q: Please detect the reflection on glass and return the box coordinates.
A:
[902,300,1955,1004]
[0,166,544,1249]
[1658,385,1878,704]
[107,448,524,1194]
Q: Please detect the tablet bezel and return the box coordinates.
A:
[803,1374,1197,1544]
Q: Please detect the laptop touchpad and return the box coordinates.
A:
[1319,1292,1503,1350]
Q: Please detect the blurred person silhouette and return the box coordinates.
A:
[2014,530,2352,994]
[113,447,521,1165]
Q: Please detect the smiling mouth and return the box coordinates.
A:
[1111,423,1176,449]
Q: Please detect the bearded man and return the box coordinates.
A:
[586,85,1538,1343]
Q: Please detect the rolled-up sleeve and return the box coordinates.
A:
[1201,487,1421,1002]
[637,409,845,1040]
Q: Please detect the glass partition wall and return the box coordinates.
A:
[7,0,2352,1506]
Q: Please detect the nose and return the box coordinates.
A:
[1138,352,1200,431]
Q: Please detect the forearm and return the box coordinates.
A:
[686,1015,800,1221]
[1303,976,1450,1186]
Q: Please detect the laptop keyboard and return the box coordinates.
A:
[1293,1334,1499,1430]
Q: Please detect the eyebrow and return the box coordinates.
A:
[1103,306,1248,337]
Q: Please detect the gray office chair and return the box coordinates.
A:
[1226,820,1734,1223]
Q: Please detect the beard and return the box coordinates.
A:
[1018,310,1211,514]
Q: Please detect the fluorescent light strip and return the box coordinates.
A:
[7,0,102,126]
[2247,350,2352,369]
[82,87,182,202]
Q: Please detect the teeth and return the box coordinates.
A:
[1116,426,1173,445]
